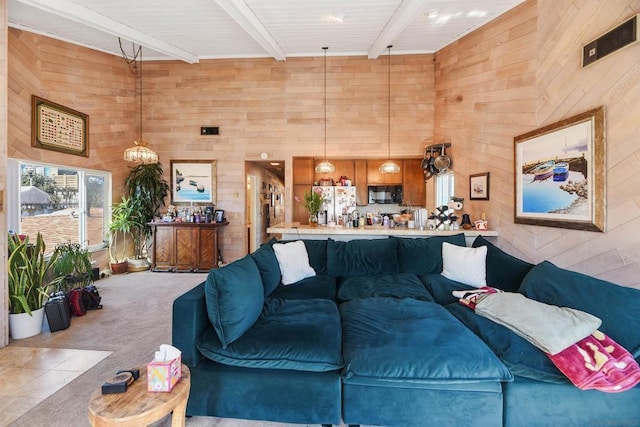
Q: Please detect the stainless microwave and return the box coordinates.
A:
[368,185,402,204]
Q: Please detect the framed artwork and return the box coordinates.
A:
[214,210,225,223]
[32,96,89,157]
[470,173,490,200]
[170,160,217,204]
[514,107,605,232]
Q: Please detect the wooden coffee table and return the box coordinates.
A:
[88,364,191,427]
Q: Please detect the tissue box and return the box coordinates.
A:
[147,354,182,392]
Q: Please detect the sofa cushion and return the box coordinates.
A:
[327,238,399,277]
[197,298,343,372]
[273,240,316,285]
[250,237,281,296]
[340,298,513,387]
[446,303,568,384]
[419,273,473,305]
[394,234,467,275]
[441,242,487,288]
[270,273,337,300]
[472,236,533,292]
[520,261,640,358]
[337,273,434,303]
[204,256,264,348]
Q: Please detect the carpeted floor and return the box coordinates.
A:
[7,271,335,427]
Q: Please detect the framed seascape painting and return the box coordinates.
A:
[470,173,490,200]
[170,160,217,204]
[514,107,605,232]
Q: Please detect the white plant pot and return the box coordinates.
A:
[9,307,45,339]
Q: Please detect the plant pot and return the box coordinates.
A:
[9,307,45,339]
[128,258,150,272]
[110,261,129,274]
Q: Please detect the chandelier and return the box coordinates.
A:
[379,45,400,174]
[315,47,335,174]
[120,39,159,164]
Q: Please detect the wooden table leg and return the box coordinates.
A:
[170,395,188,427]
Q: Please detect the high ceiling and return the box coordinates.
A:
[9,0,525,63]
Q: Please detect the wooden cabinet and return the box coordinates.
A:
[313,159,354,184]
[150,222,227,272]
[402,158,427,207]
[293,157,314,185]
[354,160,368,206]
[366,160,403,185]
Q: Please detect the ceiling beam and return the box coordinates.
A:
[214,0,286,61]
[368,0,429,59]
[14,0,200,63]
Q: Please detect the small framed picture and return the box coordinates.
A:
[470,172,490,200]
[214,210,225,223]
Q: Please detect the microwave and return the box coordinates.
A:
[368,185,402,204]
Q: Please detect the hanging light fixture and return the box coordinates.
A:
[315,46,336,174]
[121,39,159,164]
[379,45,401,174]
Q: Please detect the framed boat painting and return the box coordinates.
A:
[514,107,605,232]
[170,160,217,204]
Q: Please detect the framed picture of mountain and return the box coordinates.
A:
[514,107,605,232]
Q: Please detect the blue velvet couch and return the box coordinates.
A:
[172,235,640,426]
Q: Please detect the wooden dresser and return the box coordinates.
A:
[150,221,228,272]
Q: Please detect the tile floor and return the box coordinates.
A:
[0,346,111,425]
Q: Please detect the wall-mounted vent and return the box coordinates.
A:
[582,14,639,67]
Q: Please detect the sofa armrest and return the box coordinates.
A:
[172,281,209,367]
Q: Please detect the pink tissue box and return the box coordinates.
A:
[147,355,182,392]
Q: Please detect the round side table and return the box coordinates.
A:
[88,364,190,427]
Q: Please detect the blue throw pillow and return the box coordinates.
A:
[327,238,399,277]
[395,234,467,275]
[520,261,640,358]
[205,256,264,348]
[250,238,281,296]
[472,236,533,292]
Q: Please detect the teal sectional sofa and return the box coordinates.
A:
[172,235,640,426]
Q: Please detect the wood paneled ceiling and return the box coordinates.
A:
[9,0,525,63]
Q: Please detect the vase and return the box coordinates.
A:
[308,213,318,228]
[9,307,45,339]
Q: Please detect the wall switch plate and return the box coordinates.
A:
[201,126,219,135]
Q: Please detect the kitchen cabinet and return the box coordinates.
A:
[150,222,227,272]
[402,158,427,207]
[293,157,314,185]
[313,159,354,184]
[292,183,312,224]
[354,160,368,205]
[366,160,403,185]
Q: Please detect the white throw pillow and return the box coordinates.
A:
[441,242,487,288]
[272,240,316,285]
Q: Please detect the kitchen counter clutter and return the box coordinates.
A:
[267,223,497,244]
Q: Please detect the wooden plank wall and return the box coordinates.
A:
[1,0,8,347]
[435,0,640,288]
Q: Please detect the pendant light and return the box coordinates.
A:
[379,45,401,174]
[121,39,159,164]
[315,47,336,174]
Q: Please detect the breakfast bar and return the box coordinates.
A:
[267,223,497,245]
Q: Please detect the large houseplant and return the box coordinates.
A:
[123,162,169,269]
[53,241,93,292]
[108,195,143,273]
[8,232,62,338]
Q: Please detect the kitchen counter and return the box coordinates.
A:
[267,223,497,245]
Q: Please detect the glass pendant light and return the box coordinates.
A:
[315,47,335,174]
[379,45,400,174]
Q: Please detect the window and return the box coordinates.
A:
[435,172,455,208]
[8,159,111,252]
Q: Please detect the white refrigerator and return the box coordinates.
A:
[312,186,357,224]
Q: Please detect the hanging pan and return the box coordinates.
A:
[424,148,436,180]
[434,144,451,173]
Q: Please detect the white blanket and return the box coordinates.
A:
[475,292,602,355]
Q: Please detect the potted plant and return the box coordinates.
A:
[7,232,62,339]
[53,241,93,292]
[108,195,143,274]
[296,188,325,227]
[123,162,169,271]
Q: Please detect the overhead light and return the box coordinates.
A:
[329,14,346,22]
[315,47,336,175]
[120,39,158,164]
[467,10,489,18]
[426,10,439,19]
[379,45,400,174]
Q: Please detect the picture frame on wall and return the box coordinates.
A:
[469,173,490,200]
[170,160,217,204]
[32,96,89,157]
[514,107,605,232]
